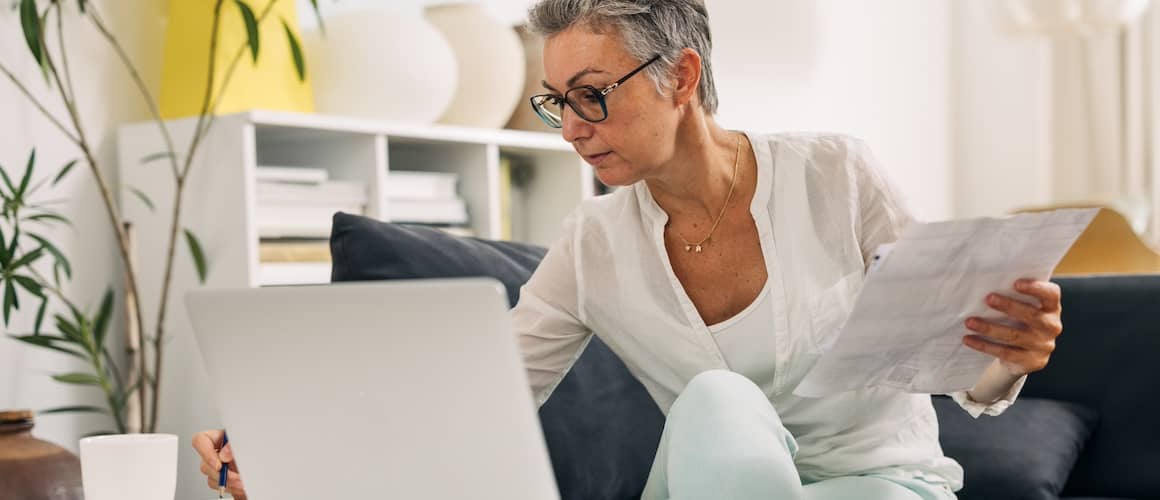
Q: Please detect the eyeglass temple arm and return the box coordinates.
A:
[603,54,663,95]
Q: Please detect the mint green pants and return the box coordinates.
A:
[640,370,957,500]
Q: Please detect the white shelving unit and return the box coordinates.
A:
[119,110,593,288]
[116,110,592,500]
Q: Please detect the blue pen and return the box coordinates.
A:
[218,431,229,498]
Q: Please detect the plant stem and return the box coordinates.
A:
[87,6,182,181]
[147,0,227,433]
[150,0,281,432]
[54,5,76,110]
[198,0,284,140]
[0,62,81,145]
[39,3,150,432]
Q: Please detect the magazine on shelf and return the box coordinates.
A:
[257,180,369,205]
[259,239,332,263]
[386,170,459,200]
[256,204,365,238]
[256,166,329,184]
[387,198,468,225]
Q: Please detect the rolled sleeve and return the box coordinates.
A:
[947,374,1027,418]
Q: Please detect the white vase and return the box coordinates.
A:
[426,2,526,128]
[302,7,458,124]
[505,25,557,132]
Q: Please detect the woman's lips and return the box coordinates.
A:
[585,152,611,166]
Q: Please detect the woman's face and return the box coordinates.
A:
[542,26,680,187]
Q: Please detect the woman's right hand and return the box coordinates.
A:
[192,429,247,500]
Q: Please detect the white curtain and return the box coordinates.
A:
[1051,2,1160,244]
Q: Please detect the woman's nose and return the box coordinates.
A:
[560,106,594,143]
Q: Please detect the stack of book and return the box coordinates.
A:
[256,166,368,285]
[386,170,472,236]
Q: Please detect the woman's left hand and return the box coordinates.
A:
[963,279,1063,377]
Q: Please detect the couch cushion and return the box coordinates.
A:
[933,396,1099,500]
[329,212,546,306]
[1026,276,1160,498]
[329,213,665,500]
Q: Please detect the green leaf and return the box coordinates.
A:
[128,187,155,213]
[19,0,43,67]
[76,0,85,14]
[52,372,102,386]
[184,229,208,284]
[28,233,71,280]
[4,282,18,326]
[10,246,45,271]
[33,295,47,334]
[93,288,113,350]
[0,161,18,198]
[235,0,260,64]
[40,405,107,415]
[25,212,71,226]
[18,149,35,197]
[12,275,44,298]
[0,226,10,267]
[308,0,324,35]
[8,334,85,360]
[52,159,77,186]
[54,313,84,344]
[138,151,174,166]
[283,19,306,82]
[6,225,18,265]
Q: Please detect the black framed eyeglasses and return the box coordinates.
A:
[530,54,662,129]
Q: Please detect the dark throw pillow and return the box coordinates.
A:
[328,212,665,500]
[329,212,546,306]
[932,396,1099,500]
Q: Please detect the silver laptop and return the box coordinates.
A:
[185,279,560,500]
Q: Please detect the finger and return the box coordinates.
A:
[964,317,1035,347]
[1016,279,1062,312]
[983,291,1057,334]
[200,460,217,478]
[962,334,1028,361]
[219,443,235,464]
[191,430,225,471]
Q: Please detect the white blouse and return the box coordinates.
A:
[512,132,1023,491]
[709,284,778,388]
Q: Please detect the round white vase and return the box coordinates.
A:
[426,2,526,128]
[302,7,458,124]
[505,25,557,133]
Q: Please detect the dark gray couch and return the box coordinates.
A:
[329,212,1160,500]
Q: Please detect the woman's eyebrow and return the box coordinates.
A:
[541,67,608,92]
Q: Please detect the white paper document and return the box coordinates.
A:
[792,208,1098,398]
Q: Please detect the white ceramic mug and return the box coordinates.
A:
[79,433,178,500]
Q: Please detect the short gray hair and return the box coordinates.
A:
[527,0,718,115]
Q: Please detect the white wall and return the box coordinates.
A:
[950,0,1054,218]
[0,0,163,450]
[707,0,954,221]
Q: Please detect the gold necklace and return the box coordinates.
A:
[670,133,742,254]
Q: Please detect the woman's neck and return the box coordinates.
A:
[645,115,752,221]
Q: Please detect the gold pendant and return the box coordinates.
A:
[695,244,703,253]
[684,245,693,252]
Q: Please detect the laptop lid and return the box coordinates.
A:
[185,279,560,500]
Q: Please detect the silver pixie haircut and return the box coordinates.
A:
[527,0,718,115]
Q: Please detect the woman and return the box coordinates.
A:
[195,1,1064,498]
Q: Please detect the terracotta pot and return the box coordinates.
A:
[0,410,84,500]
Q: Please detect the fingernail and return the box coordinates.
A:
[987,295,999,305]
[965,318,977,328]
[1016,280,1029,289]
[213,459,221,471]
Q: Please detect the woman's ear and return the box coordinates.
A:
[671,48,703,108]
